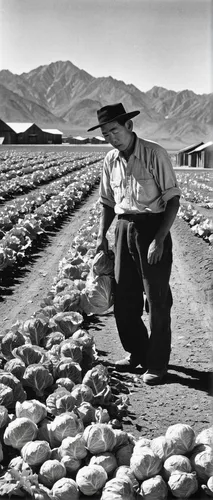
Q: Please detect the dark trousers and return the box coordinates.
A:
[114,214,173,370]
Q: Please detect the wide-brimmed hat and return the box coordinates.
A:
[87,103,140,132]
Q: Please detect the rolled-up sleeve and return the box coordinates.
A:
[152,147,181,202]
[99,156,115,208]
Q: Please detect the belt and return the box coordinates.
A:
[117,212,164,222]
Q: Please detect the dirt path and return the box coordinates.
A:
[0,188,212,440]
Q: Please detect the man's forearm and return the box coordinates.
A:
[155,196,180,244]
[98,204,115,239]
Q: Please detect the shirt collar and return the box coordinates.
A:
[114,133,140,160]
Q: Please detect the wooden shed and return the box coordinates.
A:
[4,122,46,144]
[0,120,63,144]
[176,142,204,166]
[187,141,213,168]
[41,129,63,144]
[0,119,18,144]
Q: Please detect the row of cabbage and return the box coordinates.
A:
[0,152,92,180]
[0,157,104,238]
[0,200,212,499]
[177,203,213,244]
[0,162,103,273]
[176,173,213,244]
[0,152,104,201]
[176,172,213,209]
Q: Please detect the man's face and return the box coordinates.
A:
[101,121,132,151]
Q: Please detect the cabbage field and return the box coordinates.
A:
[0,148,212,499]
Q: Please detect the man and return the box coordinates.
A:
[87,103,181,385]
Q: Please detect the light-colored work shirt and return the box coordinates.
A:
[99,135,181,214]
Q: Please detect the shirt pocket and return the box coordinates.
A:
[135,177,160,203]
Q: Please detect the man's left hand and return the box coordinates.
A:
[147,239,164,265]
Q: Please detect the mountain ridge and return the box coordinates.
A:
[0,60,212,147]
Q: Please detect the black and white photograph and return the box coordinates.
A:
[0,0,212,498]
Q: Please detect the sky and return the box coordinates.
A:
[0,0,212,95]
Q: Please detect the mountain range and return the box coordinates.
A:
[0,60,212,148]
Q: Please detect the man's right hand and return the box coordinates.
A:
[96,236,109,254]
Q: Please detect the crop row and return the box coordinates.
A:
[0,152,104,202]
[178,203,213,244]
[0,160,104,239]
[0,162,103,274]
[0,151,94,175]
[0,201,212,499]
[176,172,213,206]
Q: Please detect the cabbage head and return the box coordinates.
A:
[140,474,168,500]
[80,275,114,315]
[134,437,151,451]
[46,388,75,416]
[23,364,53,397]
[190,444,213,481]
[61,455,82,474]
[54,378,75,392]
[39,459,66,488]
[76,464,107,495]
[1,330,27,361]
[21,440,51,466]
[150,435,176,461]
[83,423,116,454]
[42,331,65,350]
[72,329,94,351]
[163,454,192,480]
[206,476,213,494]
[0,405,9,428]
[195,426,213,448]
[77,402,96,425]
[16,400,47,424]
[168,471,198,498]
[130,446,162,480]
[12,344,46,366]
[0,371,27,407]
[50,412,84,444]
[0,384,13,408]
[4,358,26,381]
[101,476,134,500]
[71,383,94,406]
[114,465,139,490]
[59,434,87,460]
[165,423,195,455]
[51,477,79,500]
[82,364,109,398]
[60,340,82,364]
[22,317,49,345]
[3,417,38,449]
[49,311,83,338]
[89,452,117,475]
[56,358,82,385]
[91,250,114,277]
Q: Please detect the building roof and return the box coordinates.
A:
[188,141,213,154]
[6,122,34,133]
[94,136,106,141]
[177,142,204,154]
[42,128,63,135]
[73,136,87,141]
